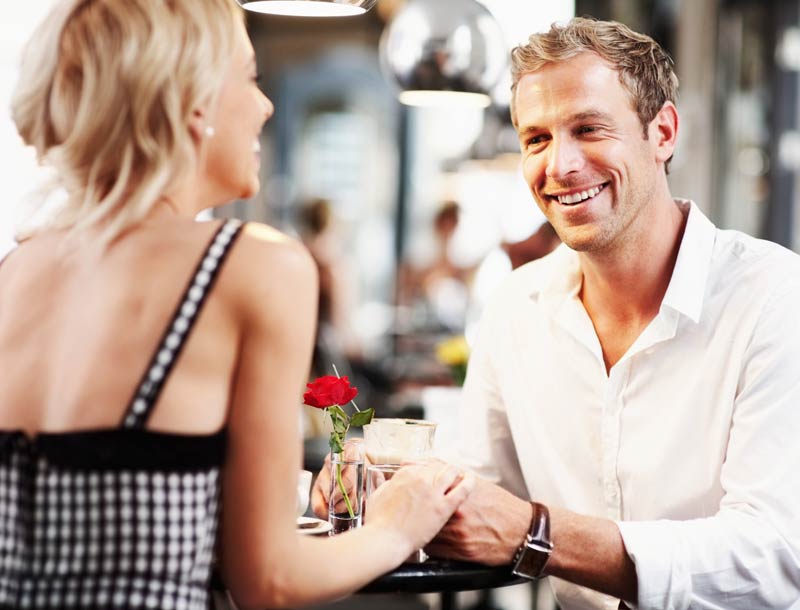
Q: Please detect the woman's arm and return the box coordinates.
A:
[219,224,472,609]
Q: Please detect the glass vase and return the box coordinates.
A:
[328,441,364,534]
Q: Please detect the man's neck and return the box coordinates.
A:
[578,196,688,370]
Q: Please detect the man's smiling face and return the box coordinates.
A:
[516,52,665,254]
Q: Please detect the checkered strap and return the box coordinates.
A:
[121,219,244,429]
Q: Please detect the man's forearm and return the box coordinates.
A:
[546,506,638,603]
[427,479,638,603]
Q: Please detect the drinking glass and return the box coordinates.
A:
[366,463,401,498]
[365,463,428,563]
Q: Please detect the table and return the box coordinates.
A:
[361,559,524,610]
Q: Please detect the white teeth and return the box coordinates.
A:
[556,185,603,205]
[253,140,261,153]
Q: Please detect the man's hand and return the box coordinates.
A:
[425,475,532,566]
[310,451,332,518]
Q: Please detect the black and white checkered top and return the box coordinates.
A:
[0,220,244,610]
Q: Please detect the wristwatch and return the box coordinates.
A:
[511,501,553,579]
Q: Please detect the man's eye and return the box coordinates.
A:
[577,125,599,134]
[526,135,547,146]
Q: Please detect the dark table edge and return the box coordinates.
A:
[360,560,525,594]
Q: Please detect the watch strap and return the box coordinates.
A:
[511,501,553,579]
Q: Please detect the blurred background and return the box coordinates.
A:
[1,0,799,607]
[231,0,800,452]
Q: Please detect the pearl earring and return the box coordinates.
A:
[204,125,215,138]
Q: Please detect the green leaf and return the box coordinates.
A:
[328,405,347,421]
[349,408,374,428]
[332,417,348,437]
[327,406,349,436]
[329,434,344,454]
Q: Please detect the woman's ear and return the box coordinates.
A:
[188,107,207,145]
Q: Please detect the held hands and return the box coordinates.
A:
[365,462,475,552]
[425,475,532,566]
[310,456,475,552]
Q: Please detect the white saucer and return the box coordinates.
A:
[296,516,333,536]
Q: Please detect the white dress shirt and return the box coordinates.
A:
[457,200,800,610]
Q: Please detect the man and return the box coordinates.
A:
[314,17,800,610]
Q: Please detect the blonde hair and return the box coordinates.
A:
[11,0,244,244]
[510,17,678,136]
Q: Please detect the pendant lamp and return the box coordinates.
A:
[236,0,377,17]
[379,0,507,107]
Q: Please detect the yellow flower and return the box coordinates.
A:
[436,335,470,366]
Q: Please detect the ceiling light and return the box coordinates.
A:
[379,0,507,106]
[236,0,377,17]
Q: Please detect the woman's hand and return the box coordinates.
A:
[365,461,475,552]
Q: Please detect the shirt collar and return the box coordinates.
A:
[660,199,715,324]
[528,199,716,325]
[528,243,582,313]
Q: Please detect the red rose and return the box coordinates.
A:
[303,375,358,409]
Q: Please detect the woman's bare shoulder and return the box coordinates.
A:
[221,221,318,316]
[1,218,317,312]
[109,217,313,281]
[240,222,308,256]
[233,221,316,277]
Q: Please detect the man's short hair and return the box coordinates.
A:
[510,17,679,137]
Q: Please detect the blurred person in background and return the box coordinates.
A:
[0,1,473,609]
[399,200,476,331]
[501,220,561,270]
[296,197,394,440]
[297,197,362,371]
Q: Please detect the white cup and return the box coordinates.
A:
[363,418,437,465]
[296,470,312,517]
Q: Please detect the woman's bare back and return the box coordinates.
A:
[0,218,239,436]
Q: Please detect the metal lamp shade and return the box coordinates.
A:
[236,0,377,17]
[379,0,507,107]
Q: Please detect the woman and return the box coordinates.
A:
[0,1,473,609]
